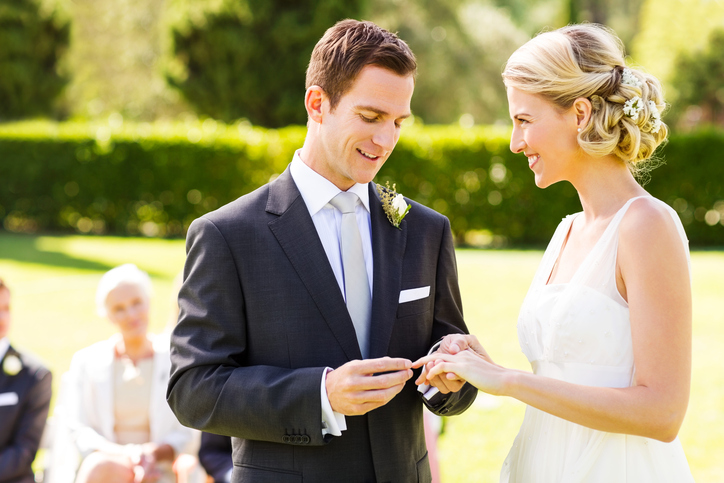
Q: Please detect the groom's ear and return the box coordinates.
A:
[305,86,326,124]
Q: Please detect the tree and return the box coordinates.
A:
[367,0,532,125]
[632,0,724,93]
[166,0,366,127]
[63,0,189,121]
[565,0,644,48]
[670,29,724,129]
[0,0,69,120]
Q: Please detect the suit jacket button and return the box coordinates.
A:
[282,435,290,443]
[294,435,302,444]
[302,435,310,444]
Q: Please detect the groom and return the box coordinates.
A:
[168,19,476,482]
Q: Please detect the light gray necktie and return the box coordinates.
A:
[329,191,371,359]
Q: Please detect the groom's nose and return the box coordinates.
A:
[372,122,396,153]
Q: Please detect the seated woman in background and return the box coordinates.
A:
[65,264,193,483]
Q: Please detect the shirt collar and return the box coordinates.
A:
[0,338,9,361]
[290,150,371,217]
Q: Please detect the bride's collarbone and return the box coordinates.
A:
[548,218,610,285]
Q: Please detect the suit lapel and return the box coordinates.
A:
[368,184,406,358]
[267,169,363,361]
[0,347,19,388]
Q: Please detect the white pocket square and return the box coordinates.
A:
[399,286,431,304]
[0,392,19,407]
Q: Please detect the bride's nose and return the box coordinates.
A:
[510,128,526,154]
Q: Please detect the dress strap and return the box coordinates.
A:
[571,195,653,292]
[530,214,578,288]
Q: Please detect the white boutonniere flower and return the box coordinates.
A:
[3,354,22,376]
[376,181,411,229]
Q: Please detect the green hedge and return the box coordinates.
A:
[0,121,722,246]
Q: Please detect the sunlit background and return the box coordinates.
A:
[1,0,723,481]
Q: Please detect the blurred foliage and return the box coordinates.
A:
[61,0,191,120]
[366,0,651,125]
[1,121,722,246]
[367,0,535,125]
[643,128,724,244]
[0,0,69,120]
[632,0,724,106]
[30,0,655,126]
[0,120,304,237]
[565,0,644,48]
[668,28,724,130]
[165,0,365,127]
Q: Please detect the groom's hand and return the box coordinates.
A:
[326,357,413,416]
[420,334,492,393]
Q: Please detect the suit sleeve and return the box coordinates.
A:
[0,365,52,479]
[167,217,327,445]
[422,216,477,416]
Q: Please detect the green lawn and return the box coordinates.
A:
[1,233,721,481]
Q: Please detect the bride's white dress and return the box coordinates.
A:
[500,196,695,482]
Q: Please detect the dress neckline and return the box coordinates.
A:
[544,196,649,287]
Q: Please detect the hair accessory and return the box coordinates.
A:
[623,96,643,121]
[621,68,643,89]
[648,100,662,133]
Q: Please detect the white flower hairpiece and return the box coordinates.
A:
[621,68,643,89]
[623,96,643,121]
[648,100,662,133]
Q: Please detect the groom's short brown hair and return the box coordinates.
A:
[305,19,417,111]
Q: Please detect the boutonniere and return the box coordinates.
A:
[3,354,22,376]
[376,181,410,229]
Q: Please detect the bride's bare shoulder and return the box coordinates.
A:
[619,197,681,244]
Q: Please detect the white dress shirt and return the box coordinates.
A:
[0,337,9,362]
[289,151,374,438]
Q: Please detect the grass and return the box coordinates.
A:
[1,233,721,481]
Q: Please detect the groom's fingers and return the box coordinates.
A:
[440,334,475,355]
[362,356,413,375]
[360,368,413,390]
[327,358,413,415]
[412,353,451,368]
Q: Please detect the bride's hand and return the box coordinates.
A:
[412,349,508,396]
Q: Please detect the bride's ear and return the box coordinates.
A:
[572,97,592,131]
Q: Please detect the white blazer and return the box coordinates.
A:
[64,333,192,458]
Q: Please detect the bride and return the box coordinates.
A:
[415,24,694,482]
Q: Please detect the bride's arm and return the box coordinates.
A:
[416,200,692,443]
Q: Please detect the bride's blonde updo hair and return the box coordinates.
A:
[503,24,667,176]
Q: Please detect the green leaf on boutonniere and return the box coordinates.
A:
[376,181,410,229]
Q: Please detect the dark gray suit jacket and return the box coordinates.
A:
[168,168,477,483]
[0,346,52,483]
